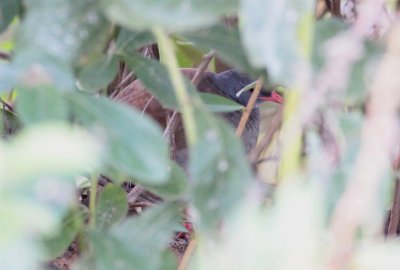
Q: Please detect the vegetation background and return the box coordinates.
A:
[1,0,400,269]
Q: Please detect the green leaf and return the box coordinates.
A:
[122,53,244,113]
[16,86,69,125]
[189,109,253,232]
[4,123,103,181]
[13,0,110,89]
[115,29,155,54]
[96,184,128,231]
[0,108,20,138]
[66,92,170,184]
[42,207,87,259]
[78,55,118,93]
[0,0,20,33]
[121,53,178,109]
[181,25,260,77]
[103,0,238,32]
[200,93,243,113]
[144,161,188,200]
[112,202,181,249]
[173,38,205,68]
[190,183,324,270]
[240,0,314,82]
[0,123,100,269]
[88,202,181,270]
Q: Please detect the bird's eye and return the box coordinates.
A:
[249,88,254,93]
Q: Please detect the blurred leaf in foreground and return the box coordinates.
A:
[16,86,69,126]
[95,184,128,231]
[190,182,323,270]
[78,55,119,94]
[86,202,181,270]
[0,0,20,34]
[66,92,170,185]
[103,0,238,32]
[0,108,20,138]
[181,25,261,77]
[42,207,87,259]
[0,123,102,270]
[240,0,314,82]
[11,0,110,89]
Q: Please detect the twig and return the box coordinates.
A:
[316,0,329,20]
[388,179,400,236]
[236,78,263,137]
[250,106,283,163]
[110,71,135,99]
[129,201,155,208]
[177,237,196,270]
[325,0,341,17]
[0,51,10,61]
[153,27,198,146]
[191,50,215,86]
[0,98,14,112]
[163,111,179,138]
[141,95,155,115]
[89,175,99,229]
[332,0,341,17]
[117,71,134,90]
[2,102,10,135]
[127,185,145,204]
[255,156,279,165]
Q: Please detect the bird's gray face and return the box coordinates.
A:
[211,70,274,107]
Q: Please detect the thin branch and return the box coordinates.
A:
[117,71,134,90]
[250,106,283,163]
[316,0,329,20]
[153,27,198,146]
[388,179,400,236]
[255,156,279,165]
[89,175,99,229]
[332,0,341,17]
[177,237,197,270]
[325,0,341,17]
[191,50,215,86]
[163,111,179,138]
[0,98,14,112]
[141,95,155,115]
[236,78,263,137]
[110,71,135,99]
[129,201,155,208]
[0,51,10,61]
[127,185,145,204]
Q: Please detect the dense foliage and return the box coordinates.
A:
[1,0,400,270]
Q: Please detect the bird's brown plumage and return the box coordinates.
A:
[113,68,263,155]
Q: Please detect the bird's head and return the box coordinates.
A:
[211,70,283,107]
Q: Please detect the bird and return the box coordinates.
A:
[113,68,282,156]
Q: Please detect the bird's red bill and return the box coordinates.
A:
[258,91,283,104]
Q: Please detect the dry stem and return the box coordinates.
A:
[236,78,263,137]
